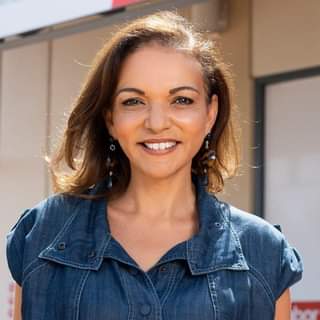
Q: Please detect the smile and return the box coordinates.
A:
[144,141,177,150]
[138,140,180,155]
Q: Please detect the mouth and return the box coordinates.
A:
[138,140,181,154]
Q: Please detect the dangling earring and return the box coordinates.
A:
[205,132,216,160]
[203,132,216,186]
[107,136,116,189]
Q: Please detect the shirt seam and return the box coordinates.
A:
[247,263,275,309]
[22,261,49,286]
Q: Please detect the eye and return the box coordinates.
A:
[121,98,144,106]
[173,96,194,105]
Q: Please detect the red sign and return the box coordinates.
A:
[112,0,145,9]
[292,302,320,320]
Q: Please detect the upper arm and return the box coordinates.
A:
[14,283,22,320]
[275,289,291,320]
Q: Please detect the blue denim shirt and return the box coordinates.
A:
[6,176,303,319]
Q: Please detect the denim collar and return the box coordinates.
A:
[39,175,249,275]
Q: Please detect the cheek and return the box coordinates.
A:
[174,109,208,138]
[112,112,141,140]
[176,110,208,155]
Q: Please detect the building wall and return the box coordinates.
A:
[252,0,320,76]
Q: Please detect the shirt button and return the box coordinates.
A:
[140,304,151,315]
[57,242,66,250]
[214,222,222,228]
[159,265,167,272]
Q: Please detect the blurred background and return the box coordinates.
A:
[0,0,319,318]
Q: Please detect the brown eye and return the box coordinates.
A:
[174,97,194,105]
[122,98,143,106]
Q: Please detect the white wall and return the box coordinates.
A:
[264,75,320,300]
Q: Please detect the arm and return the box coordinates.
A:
[13,283,22,320]
[275,289,291,320]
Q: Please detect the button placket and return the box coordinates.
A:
[147,262,180,305]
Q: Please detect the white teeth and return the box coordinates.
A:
[144,141,177,150]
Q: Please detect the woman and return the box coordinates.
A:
[6,10,302,320]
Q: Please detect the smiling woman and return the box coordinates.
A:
[6,10,302,320]
[105,43,219,187]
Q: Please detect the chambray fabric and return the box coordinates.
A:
[6,175,303,320]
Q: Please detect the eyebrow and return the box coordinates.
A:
[114,86,200,97]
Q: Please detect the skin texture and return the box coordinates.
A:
[13,43,291,319]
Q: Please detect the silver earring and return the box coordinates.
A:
[203,132,216,186]
[107,136,116,189]
[205,132,216,160]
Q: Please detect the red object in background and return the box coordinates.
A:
[292,302,320,320]
[112,0,144,9]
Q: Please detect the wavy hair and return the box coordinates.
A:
[49,10,240,199]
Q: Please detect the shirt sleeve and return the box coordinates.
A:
[274,233,303,300]
[6,209,33,286]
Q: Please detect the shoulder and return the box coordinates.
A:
[217,202,285,270]
[226,204,283,245]
[6,193,88,286]
[223,202,289,265]
[9,193,86,233]
[219,201,303,300]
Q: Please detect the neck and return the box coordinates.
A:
[114,168,197,223]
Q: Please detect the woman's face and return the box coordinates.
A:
[106,43,218,180]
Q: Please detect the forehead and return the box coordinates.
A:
[116,44,205,92]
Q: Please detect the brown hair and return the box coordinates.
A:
[49,10,240,199]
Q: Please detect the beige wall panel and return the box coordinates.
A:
[0,42,48,318]
[217,0,253,212]
[253,0,320,76]
[0,42,48,213]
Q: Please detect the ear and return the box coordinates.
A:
[205,94,218,134]
[104,110,116,138]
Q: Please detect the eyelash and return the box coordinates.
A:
[121,96,194,106]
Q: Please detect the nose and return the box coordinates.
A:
[144,103,171,133]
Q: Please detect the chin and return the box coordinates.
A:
[133,163,191,181]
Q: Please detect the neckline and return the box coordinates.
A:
[100,174,204,272]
